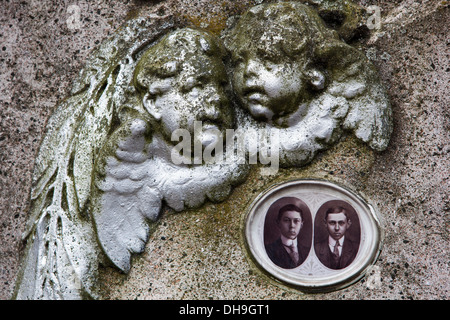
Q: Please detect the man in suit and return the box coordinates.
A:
[315,206,358,270]
[265,204,310,269]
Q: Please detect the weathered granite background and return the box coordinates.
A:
[0,0,448,299]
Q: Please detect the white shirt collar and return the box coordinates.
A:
[329,236,345,247]
[281,234,297,248]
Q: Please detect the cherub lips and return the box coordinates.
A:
[200,118,221,129]
[246,92,267,105]
[202,123,219,131]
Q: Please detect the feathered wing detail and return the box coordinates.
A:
[321,41,393,151]
[92,120,250,273]
[13,14,176,299]
[14,89,108,300]
[92,119,163,273]
[92,128,249,273]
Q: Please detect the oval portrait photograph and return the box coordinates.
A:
[264,197,312,269]
[314,201,361,270]
[245,180,382,292]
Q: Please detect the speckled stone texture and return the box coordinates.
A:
[1,0,448,300]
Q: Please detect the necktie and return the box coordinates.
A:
[331,241,341,268]
[286,244,299,265]
[333,241,340,257]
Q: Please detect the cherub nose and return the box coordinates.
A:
[208,92,221,105]
[204,105,220,120]
[199,96,222,121]
[244,59,259,78]
[207,83,228,109]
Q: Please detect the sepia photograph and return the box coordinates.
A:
[314,200,361,270]
[263,197,312,269]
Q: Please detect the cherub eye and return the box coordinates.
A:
[148,80,172,98]
[264,62,275,71]
[146,92,157,100]
[182,77,203,92]
[264,54,279,65]
[148,87,162,99]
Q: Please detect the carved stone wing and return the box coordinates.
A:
[322,41,393,151]
[13,78,115,299]
[13,14,176,299]
[92,119,163,273]
[91,118,250,273]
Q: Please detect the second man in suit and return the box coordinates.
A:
[315,206,358,270]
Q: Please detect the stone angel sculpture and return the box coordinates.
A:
[13,18,248,299]
[91,28,248,274]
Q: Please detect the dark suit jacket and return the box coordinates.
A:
[315,237,358,270]
[265,238,310,269]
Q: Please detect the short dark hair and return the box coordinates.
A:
[277,204,303,222]
[324,206,349,220]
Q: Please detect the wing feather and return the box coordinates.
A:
[321,41,393,151]
[14,14,176,299]
[92,119,162,273]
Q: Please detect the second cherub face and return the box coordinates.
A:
[227,2,330,126]
[231,48,308,123]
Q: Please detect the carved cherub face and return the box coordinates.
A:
[135,28,233,147]
[231,43,308,123]
[227,3,329,125]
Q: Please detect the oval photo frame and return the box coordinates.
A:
[244,179,382,292]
